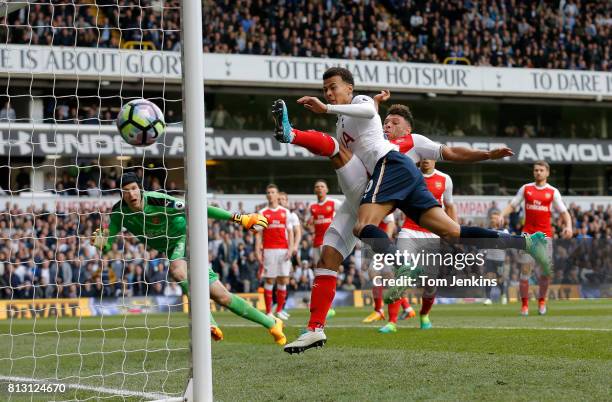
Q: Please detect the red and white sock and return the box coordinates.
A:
[291,129,339,157]
[372,285,384,313]
[400,297,411,310]
[263,283,274,314]
[276,284,287,313]
[538,276,550,305]
[307,269,337,330]
[520,278,529,308]
[388,300,401,323]
[420,296,435,316]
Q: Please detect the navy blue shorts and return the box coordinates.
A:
[361,150,441,223]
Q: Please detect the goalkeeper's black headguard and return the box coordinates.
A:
[120,172,141,188]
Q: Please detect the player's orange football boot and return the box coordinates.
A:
[269,317,287,346]
[211,325,224,341]
[362,310,385,323]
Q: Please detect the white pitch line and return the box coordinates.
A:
[0,375,180,401]
[219,323,612,332]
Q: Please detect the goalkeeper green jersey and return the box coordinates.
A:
[104,192,234,260]
[104,191,187,259]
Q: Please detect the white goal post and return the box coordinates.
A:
[180,0,213,401]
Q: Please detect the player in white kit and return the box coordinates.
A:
[273,68,550,354]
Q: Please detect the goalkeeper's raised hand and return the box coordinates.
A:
[91,228,109,251]
[232,213,268,232]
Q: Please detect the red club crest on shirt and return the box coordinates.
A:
[326,206,332,211]
[545,193,551,199]
[435,181,442,189]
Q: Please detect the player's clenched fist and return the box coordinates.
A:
[91,228,109,250]
[232,213,268,232]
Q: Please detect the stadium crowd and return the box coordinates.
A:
[9,166,182,197]
[0,193,609,300]
[1,1,609,71]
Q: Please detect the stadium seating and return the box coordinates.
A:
[3,1,608,70]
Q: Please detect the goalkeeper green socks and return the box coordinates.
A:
[179,280,190,296]
[228,294,275,329]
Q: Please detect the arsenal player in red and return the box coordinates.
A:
[256,184,295,321]
[500,161,572,316]
[306,180,342,265]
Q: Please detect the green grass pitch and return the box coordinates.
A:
[0,300,610,401]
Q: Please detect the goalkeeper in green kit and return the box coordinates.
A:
[92,172,286,345]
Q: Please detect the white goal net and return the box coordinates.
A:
[0,1,193,400]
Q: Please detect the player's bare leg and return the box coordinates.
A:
[354,202,395,237]
[169,259,190,295]
[284,245,343,354]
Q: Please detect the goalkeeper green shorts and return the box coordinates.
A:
[168,238,219,284]
[168,236,186,261]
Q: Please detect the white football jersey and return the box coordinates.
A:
[330,95,395,174]
[392,133,444,164]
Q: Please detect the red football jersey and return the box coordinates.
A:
[308,198,341,247]
[403,170,453,232]
[510,183,567,237]
[259,206,292,249]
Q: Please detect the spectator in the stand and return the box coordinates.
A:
[2,1,610,71]
[0,195,609,301]
[239,251,259,293]
[82,106,100,125]
[15,169,31,191]
[85,180,102,197]
[0,101,16,121]
[164,281,182,296]
[210,104,229,128]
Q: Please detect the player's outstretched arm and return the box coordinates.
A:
[208,205,233,221]
[207,205,268,232]
[441,145,514,162]
[298,96,376,119]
